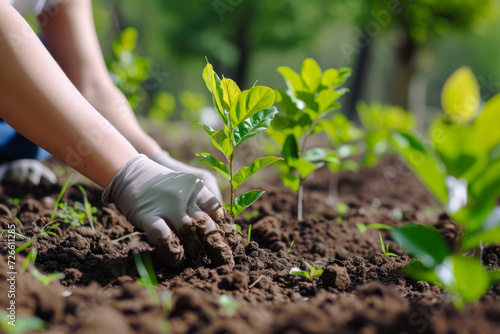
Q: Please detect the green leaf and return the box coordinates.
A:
[303,148,339,164]
[473,94,500,154]
[315,89,341,114]
[295,157,319,179]
[232,190,265,217]
[289,268,312,281]
[404,259,441,283]
[233,106,278,147]
[321,67,352,88]
[391,131,448,204]
[203,63,226,123]
[196,153,229,180]
[463,226,500,251]
[441,67,480,124]
[356,223,394,234]
[429,118,478,179]
[441,255,491,310]
[275,89,301,116]
[282,134,299,165]
[232,156,282,190]
[201,125,233,158]
[221,77,241,111]
[277,66,304,93]
[14,241,31,254]
[301,58,322,93]
[230,86,276,126]
[281,173,301,192]
[392,225,450,268]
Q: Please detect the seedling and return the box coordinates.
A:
[287,240,295,255]
[356,223,394,234]
[57,201,97,228]
[290,261,324,282]
[77,185,97,232]
[247,224,252,244]
[379,232,397,257]
[50,174,73,222]
[267,58,351,221]
[134,252,159,305]
[217,295,243,317]
[197,61,282,217]
[21,248,37,272]
[390,67,500,308]
[29,267,64,286]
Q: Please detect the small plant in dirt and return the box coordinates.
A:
[390,67,500,309]
[267,58,352,221]
[356,223,394,234]
[197,61,282,218]
[49,175,97,232]
[290,261,324,282]
[134,253,172,331]
[379,232,397,257]
[21,248,65,286]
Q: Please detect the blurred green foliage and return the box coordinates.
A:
[391,68,500,309]
[106,27,151,110]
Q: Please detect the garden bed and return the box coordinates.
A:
[1,157,499,334]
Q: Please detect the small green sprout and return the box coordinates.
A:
[50,174,73,222]
[21,248,37,272]
[379,232,397,257]
[29,267,64,286]
[134,253,159,305]
[290,261,324,281]
[198,61,282,218]
[217,295,243,317]
[356,223,394,234]
[77,185,97,232]
[287,240,295,255]
[247,224,252,244]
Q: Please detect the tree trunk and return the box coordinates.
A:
[347,41,372,121]
[233,23,251,87]
[389,33,417,109]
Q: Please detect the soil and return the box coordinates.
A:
[0,156,499,334]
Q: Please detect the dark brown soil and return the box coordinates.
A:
[1,157,499,334]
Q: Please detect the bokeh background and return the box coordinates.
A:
[28,0,500,134]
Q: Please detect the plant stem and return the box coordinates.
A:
[326,173,339,206]
[229,153,235,215]
[297,182,304,222]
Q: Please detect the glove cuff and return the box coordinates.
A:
[102,154,147,205]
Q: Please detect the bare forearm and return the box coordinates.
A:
[39,0,162,158]
[82,82,162,157]
[0,4,137,187]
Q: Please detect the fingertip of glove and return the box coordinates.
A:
[155,234,185,267]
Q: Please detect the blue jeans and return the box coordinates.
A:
[0,121,51,164]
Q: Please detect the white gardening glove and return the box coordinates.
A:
[102,154,233,268]
[0,159,57,185]
[151,150,222,202]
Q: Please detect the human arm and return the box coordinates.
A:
[0,3,232,267]
[38,0,161,157]
[0,1,137,187]
[39,0,222,198]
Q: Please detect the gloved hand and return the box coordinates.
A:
[0,159,57,185]
[152,150,222,202]
[103,154,233,268]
